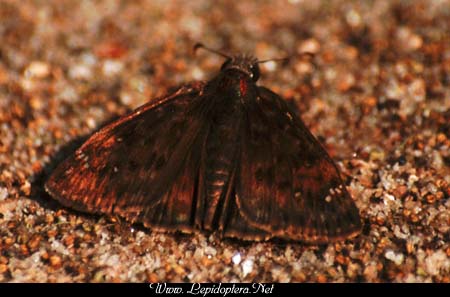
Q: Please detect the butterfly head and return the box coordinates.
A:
[220,55,260,82]
[194,43,293,84]
[194,43,262,82]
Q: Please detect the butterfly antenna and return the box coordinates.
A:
[257,51,315,66]
[194,43,231,59]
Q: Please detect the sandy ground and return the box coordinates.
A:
[0,0,449,282]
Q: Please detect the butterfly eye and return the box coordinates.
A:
[250,64,260,81]
[220,59,232,71]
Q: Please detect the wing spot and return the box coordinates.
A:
[144,152,157,170]
[155,156,166,169]
[325,195,332,203]
[128,160,139,170]
[278,180,290,189]
[169,122,184,137]
[255,168,265,181]
[286,112,293,121]
[295,191,302,199]
[75,150,86,160]
[141,137,153,146]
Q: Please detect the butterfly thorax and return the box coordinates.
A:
[207,55,260,105]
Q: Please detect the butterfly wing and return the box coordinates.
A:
[45,83,212,232]
[234,86,361,243]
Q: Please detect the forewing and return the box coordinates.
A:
[45,83,211,232]
[236,86,361,243]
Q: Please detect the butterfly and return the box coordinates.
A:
[45,44,362,244]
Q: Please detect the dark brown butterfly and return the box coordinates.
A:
[45,44,362,244]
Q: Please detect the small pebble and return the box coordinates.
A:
[24,61,51,79]
[385,250,404,265]
[69,64,93,80]
[0,187,8,201]
[232,252,242,265]
[241,259,254,277]
[49,255,62,269]
[102,60,124,77]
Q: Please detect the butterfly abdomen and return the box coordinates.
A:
[199,95,242,230]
